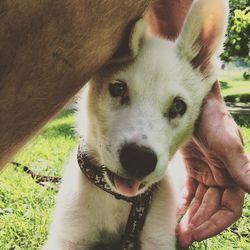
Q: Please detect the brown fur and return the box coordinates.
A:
[0,0,194,169]
[0,0,152,168]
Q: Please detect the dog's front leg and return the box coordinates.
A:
[43,154,92,250]
[43,239,77,250]
[140,177,177,250]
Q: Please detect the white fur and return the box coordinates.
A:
[44,0,228,249]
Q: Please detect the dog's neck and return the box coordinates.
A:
[77,145,157,249]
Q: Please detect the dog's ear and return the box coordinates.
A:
[177,0,228,73]
[108,18,146,64]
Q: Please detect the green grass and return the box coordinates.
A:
[241,126,250,153]
[219,69,250,96]
[0,109,78,250]
[0,70,249,249]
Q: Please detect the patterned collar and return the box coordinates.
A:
[77,145,157,250]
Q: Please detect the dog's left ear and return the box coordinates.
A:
[177,0,228,73]
[108,18,146,64]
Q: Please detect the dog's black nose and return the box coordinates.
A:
[119,143,157,179]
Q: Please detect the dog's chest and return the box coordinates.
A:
[82,191,132,248]
[87,228,142,250]
[76,171,177,250]
[87,229,123,250]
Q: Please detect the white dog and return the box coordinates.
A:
[44,0,228,249]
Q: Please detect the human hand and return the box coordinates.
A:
[177,82,250,248]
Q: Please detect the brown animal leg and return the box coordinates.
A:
[0,0,151,168]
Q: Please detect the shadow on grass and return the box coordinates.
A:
[54,108,75,120]
[220,81,230,89]
[232,113,250,128]
[41,109,76,139]
[41,123,76,139]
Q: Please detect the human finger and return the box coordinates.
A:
[177,177,198,219]
[192,187,244,241]
[178,186,244,248]
[177,184,208,248]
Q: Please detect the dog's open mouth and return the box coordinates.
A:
[106,169,143,197]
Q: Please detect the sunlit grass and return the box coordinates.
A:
[219,69,250,96]
[0,109,78,249]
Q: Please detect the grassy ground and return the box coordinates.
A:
[0,110,78,250]
[219,69,250,96]
[0,71,249,249]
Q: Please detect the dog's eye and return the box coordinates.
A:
[109,80,127,98]
[169,98,187,119]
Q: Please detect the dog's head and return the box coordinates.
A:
[77,0,228,196]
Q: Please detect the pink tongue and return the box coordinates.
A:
[114,176,140,196]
